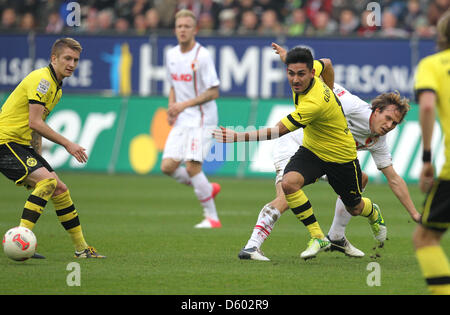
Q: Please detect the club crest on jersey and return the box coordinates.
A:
[36,79,50,95]
[26,157,37,167]
[191,59,199,72]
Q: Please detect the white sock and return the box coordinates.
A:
[328,197,352,241]
[190,172,219,221]
[172,167,192,186]
[245,204,281,249]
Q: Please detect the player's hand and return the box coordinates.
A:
[419,162,434,193]
[65,142,88,163]
[411,212,422,224]
[212,126,237,143]
[167,102,187,118]
[272,42,287,63]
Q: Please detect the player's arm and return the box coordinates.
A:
[167,86,219,118]
[380,165,421,222]
[30,131,42,155]
[213,121,290,143]
[28,103,87,163]
[167,86,177,125]
[320,58,334,89]
[418,91,436,192]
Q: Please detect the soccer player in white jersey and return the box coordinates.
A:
[238,44,421,261]
[160,9,222,228]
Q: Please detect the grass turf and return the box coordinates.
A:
[0,173,446,295]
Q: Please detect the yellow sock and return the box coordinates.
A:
[359,197,378,223]
[19,178,57,230]
[285,189,324,239]
[52,190,88,252]
[416,245,450,295]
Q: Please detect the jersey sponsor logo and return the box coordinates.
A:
[36,79,50,95]
[171,73,192,82]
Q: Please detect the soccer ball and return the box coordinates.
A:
[2,227,37,261]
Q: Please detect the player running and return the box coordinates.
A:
[160,9,222,228]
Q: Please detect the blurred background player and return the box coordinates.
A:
[238,43,420,261]
[160,9,222,229]
[413,10,450,295]
[0,37,105,258]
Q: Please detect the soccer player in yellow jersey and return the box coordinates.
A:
[214,47,382,259]
[413,10,450,295]
[0,38,105,258]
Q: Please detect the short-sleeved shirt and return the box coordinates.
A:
[280,73,357,164]
[166,42,220,128]
[414,49,450,180]
[334,83,392,169]
[0,64,62,146]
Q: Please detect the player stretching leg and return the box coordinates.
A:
[0,38,105,258]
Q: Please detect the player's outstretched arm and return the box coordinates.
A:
[381,165,421,223]
[320,58,334,89]
[272,42,287,63]
[213,121,290,143]
[28,103,88,163]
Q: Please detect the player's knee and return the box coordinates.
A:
[345,202,362,216]
[362,172,369,189]
[281,179,299,195]
[185,162,202,177]
[53,181,68,196]
[35,177,57,198]
[160,160,176,175]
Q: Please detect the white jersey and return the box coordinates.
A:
[166,42,220,128]
[334,83,392,169]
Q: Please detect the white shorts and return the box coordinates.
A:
[162,126,214,162]
[273,129,303,184]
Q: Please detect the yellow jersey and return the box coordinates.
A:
[281,73,356,164]
[414,48,450,180]
[0,64,62,146]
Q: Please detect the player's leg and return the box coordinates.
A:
[327,159,386,244]
[239,182,287,261]
[186,160,221,228]
[239,129,304,260]
[161,157,191,185]
[160,126,192,185]
[413,225,450,294]
[413,180,450,294]
[326,172,368,257]
[0,143,56,231]
[281,147,330,259]
[25,168,105,258]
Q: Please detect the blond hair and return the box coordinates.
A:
[51,37,82,57]
[175,9,196,24]
[371,91,410,123]
[437,10,450,51]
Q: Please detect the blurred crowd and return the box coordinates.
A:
[0,0,449,38]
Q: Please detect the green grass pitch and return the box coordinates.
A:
[0,173,446,295]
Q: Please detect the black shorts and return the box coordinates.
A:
[0,142,53,185]
[283,146,363,207]
[421,180,450,232]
